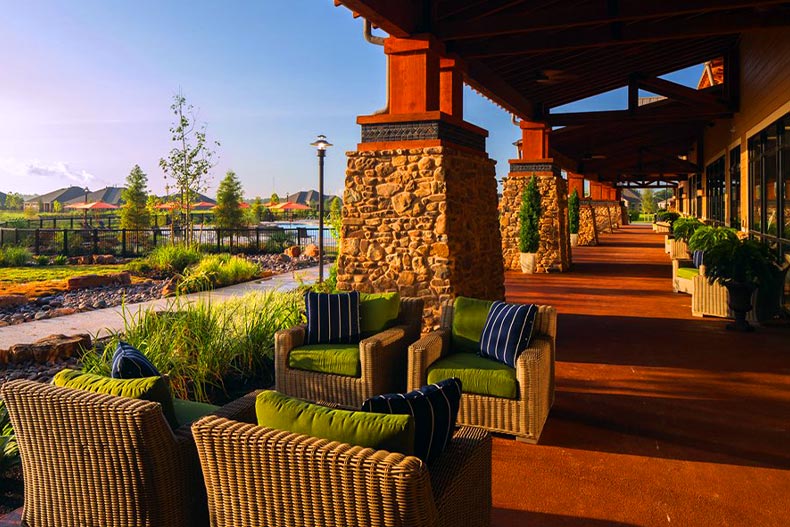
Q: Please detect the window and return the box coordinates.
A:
[583,179,590,198]
[729,147,741,229]
[706,156,725,224]
[678,186,684,213]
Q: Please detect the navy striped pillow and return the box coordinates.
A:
[111,341,161,379]
[692,250,704,269]
[478,301,537,368]
[304,291,361,345]
[362,378,462,464]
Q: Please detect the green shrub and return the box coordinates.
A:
[263,231,295,254]
[52,254,68,265]
[145,244,202,274]
[35,254,50,266]
[519,176,541,253]
[672,217,704,242]
[688,225,738,252]
[82,291,303,402]
[178,254,260,294]
[568,189,580,235]
[704,237,777,287]
[0,399,19,471]
[0,246,31,267]
[656,210,680,224]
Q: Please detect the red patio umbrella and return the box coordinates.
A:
[275,201,310,211]
[155,202,179,210]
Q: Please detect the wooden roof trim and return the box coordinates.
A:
[335,0,421,38]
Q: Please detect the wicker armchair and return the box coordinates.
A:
[672,257,697,294]
[275,297,424,408]
[691,273,758,321]
[192,391,492,527]
[0,379,255,527]
[408,301,557,444]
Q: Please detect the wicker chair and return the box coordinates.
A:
[407,301,557,444]
[0,379,254,527]
[275,297,424,408]
[691,272,758,322]
[672,257,697,294]
[192,391,492,527]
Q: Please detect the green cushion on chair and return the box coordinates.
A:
[172,398,219,426]
[427,353,518,399]
[288,344,360,377]
[359,291,400,334]
[676,267,700,280]
[256,390,415,455]
[451,296,494,353]
[52,369,179,428]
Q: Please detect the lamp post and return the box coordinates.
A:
[83,186,90,225]
[310,134,332,283]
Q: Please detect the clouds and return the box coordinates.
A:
[0,157,110,192]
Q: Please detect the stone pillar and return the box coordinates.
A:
[338,35,504,330]
[500,121,571,273]
[577,200,598,246]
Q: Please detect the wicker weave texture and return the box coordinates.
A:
[193,409,491,527]
[668,239,690,259]
[1,380,199,527]
[275,297,424,408]
[409,302,557,443]
[671,258,695,294]
[691,275,758,321]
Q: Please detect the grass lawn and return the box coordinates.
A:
[0,264,138,297]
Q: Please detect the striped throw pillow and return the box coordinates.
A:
[692,250,704,269]
[362,378,462,464]
[111,341,161,379]
[478,301,537,368]
[305,291,361,345]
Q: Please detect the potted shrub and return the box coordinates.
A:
[704,237,778,332]
[518,176,541,273]
[568,189,580,247]
[688,225,738,253]
[672,217,704,243]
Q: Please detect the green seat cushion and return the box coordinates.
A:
[359,291,400,334]
[52,369,179,429]
[172,398,219,426]
[451,296,494,353]
[256,390,415,455]
[676,267,700,280]
[427,353,518,399]
[288,344,360,377]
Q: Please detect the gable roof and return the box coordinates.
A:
[25,186,87,204]
[64,186,126,206]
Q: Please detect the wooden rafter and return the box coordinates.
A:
[546,107,731,127]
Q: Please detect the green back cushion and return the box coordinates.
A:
[427,353,518,399]
[359,292,400,334]
[172,398,219,426]
[451,296,494,353]
[52,369,179,429]
[288,343,360,377]
[256,390,415,455]
[676,267,700,280]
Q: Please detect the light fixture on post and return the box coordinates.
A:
[310,134,332,283]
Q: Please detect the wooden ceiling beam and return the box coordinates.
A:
[437,0,790,40]
[464,60,535,119]
[546,107,731,126]
[335,0,422,37]
[635,75,728,110]
[452,8,790,57]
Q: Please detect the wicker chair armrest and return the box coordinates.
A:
[274,324,305,371]
[193,415,439,527]
[360,325,411,392]
[398,296,426,336]
[673,258,693,270]
[429,426,492,527]
[407,329,449,391]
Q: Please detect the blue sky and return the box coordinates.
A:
[0,1,702,199]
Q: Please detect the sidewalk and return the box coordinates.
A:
[0,264,328,349]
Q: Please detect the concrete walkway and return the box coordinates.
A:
[0,264,329,349]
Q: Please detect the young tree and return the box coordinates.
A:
[269,193,280,206]
[641,189,657,214]
[328,196,342,240]
[52,200,63,213]
[120,165,151,229]
[5,193,23,210]
[215,170,245,229]
[251,196,265,223]
[519,176,541,254]
[159,91,219,244]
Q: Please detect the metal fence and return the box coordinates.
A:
[0,227,336,257]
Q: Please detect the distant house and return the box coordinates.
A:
[63,186,126,207]
[621,189,641,211]
[158,192,216,206]
[279,190,340,208]
[24,186,88,212]
[0,191,6,208]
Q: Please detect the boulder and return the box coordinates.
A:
[284,246,301,258]
[160,274,183,298]
[8,334,91,364]
[302,244,320,258]
[93,254,116,265]
[0,295,28,308]
[67,271,131,291]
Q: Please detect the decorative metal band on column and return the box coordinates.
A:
[360,120,486,151]
[509,163,561,177]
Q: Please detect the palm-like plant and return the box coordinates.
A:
[672,217,704,242]
[704,237,777,287]
[688,225,738,252]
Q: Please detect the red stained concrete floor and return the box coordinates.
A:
[494,224,790,527]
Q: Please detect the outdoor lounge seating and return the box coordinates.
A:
[691,272,758,321]
[0,379,255,527]
[672,257,698,294]
[667,238,689,259]
[275,295,423,408]
[192,390,492,527]
[407,298,556,443]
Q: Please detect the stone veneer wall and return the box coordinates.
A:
[578,202,598,246]
[500,172,571,273]
[338,146,504,330]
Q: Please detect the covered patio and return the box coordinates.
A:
[497,224,789,526]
